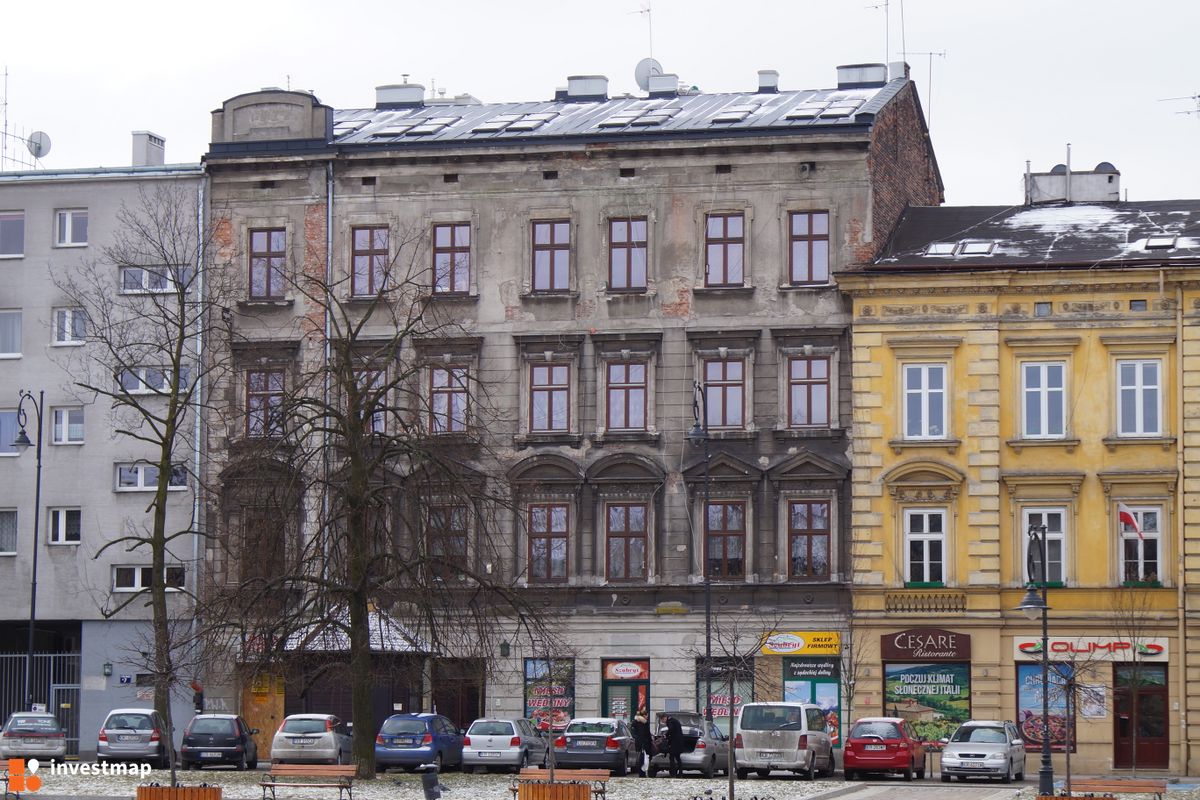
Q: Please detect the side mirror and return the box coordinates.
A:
[346,722,354,731]
[460,729,467,736]
[1012,739,1023,746]
[940,738,949,744]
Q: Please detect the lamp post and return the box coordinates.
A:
[686,381,713,723]
[13,390,45,711]
[1017,523,1054,797]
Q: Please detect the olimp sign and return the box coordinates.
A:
[882,627,971,661]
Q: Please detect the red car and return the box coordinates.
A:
[843,717,926,780]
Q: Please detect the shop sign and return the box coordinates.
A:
[1016,663,1074,752]
[785,658,840,680]
[884,662,970,743]
[603,659,650,681]
[760,630,841,656]
[1012,637,1168,661]
[525,658,575,731]
[881,628,971,661]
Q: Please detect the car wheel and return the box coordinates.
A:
[941,773,951,782]
[757,768,771,778]
[434,752,443,772]
[236,753,247,771]
[1001,761,1012,784]
[737,768,749,780]
[702,757,715,778]
[248,758,258,770]
[1015,763,1025,781]
[802,752,815,780]
[615,752,628,777]
[903,761,914,781]
[513,750,529,774]
[844,768,855,781]
[648,764,659,778]
[917,764,926,779]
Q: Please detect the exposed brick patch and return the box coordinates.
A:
[575,298,597,319]
[660,283,691,318]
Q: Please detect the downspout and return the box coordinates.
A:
[191,174,206,636]
[323,161,334,581]
[1176,276,1188,773]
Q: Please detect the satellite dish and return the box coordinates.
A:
[634,58,664,91]
[27,131,51,159]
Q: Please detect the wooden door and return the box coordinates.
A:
[1113,664,1168,769]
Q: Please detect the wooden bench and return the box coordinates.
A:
[260,764,357,800]
[511,767,612,800]
[1067,777,1168,800]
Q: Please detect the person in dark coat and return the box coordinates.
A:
[630,710,654,777]
[664,712,685,777]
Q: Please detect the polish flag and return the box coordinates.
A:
[1118,503,1143,540]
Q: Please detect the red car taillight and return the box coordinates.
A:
[462,735,472,746]
[376,734,385,745]
[150,729,161,742]
[326,719,335,732]
[733,733,743,749]
[795,734,807,750]
[510,736,521,747]
[98,730,108,743]
[553,736,566,749]
[695,739,706,749]
[605,736,619,751]
[422,733,433,745]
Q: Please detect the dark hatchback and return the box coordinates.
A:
[181,714,260,770]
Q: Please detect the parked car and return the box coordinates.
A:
[648,712,729,778]
[0,712,67,760]
[842,717,926,780]
[462,717,547,772]
[97,708,172,769]
[270,714,352,765]
[552,717,640,776]
[939,720,1026,783]
[180,713,259,770]
[375,713,464,773]
[733,702,835,779]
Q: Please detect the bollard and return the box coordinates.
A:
[420,763,451,800]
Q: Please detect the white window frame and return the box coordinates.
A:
[903,363,947,439]
[119,266,175,294]
[55,208,88,247]
[51,407,85,445]
[53,307,87,345]
[0,410,19,457]
[48,507,81,545]
[0,211,23,258]
[0,310,20,357]
[1116,359,1162,437]
[116,366,188,395]
[112,565,185,593]
[1021,361,1066,439]
[1119,504,1161,584]
[115,462,188,492]
[1021,507,1067,585]
[0,509,16,555]
[903,508,946,585]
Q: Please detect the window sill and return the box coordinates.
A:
[708,429,758,442]
[888,437,961,454]
[1122,580,1162,588]
[54,243,88,249]
[51,442,84,446]
[601,288,651,297]
[0,254,25,260]
[1102,435,1176,451]
[51,341,85,348]
[0,354,22,360]
[520,290,579,300]
[515,432,584,449]
[904,581,946,588]
[777,282,834,292]
[425,292,479,303]
[1007,437,1080,453]
[773,426,844,441]
[48,541,81,547]
[237,298,294,309]
[1026,581,1066,589]
[592,430,661,447]
[692,285,756,297]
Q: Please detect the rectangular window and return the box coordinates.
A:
[55,209,88,246]
[903,363,946,439]
[0,212,24,256]
[704,359,745,429]
[1117,359,1161,436]
[53,308,87,344]
[351,225,389,296]
[787,356,830,427]
[1023,362,1065,438]
[0,510,16,554]
[249,228,286,299]
[704,212,744,287]
[528,503,568,582]
[353,369,387,434]
[430,366,469,433]
[115,463,188,491]
[789,211,829,284]
[788,500,830,578]
[606,502,647,581]
[51,407,84,444]
[705,501,746,579]
[432,223,471,294]
[532,220,570,291]
[0,310,20,356]
[48,508,81,545]
[0,410,21,456]
[246,369,285,437]
[1120,505,1161,584]
[113,565,185,592]
[116,366,187,395]
[120,266,174,294]
[427,505,468,580]
[530,364,569,432]
[606,362,646,431]
[904,509,945,584]
[608,217,647,291]
[1023,508,1066,585]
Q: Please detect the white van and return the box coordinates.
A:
[733,701,834,779]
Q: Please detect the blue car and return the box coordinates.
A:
[375,713,464,773]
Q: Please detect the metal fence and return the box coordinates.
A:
[0,653,82,755]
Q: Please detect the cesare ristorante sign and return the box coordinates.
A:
[882,628,971,661]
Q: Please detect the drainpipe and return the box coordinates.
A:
[323,161,334,579]
[1176,278,1188,773]
[1065,144,1072,203]
[191,175,206,622]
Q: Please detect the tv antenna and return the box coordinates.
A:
[1,67,51,171]
[1160,93,1200,117]
[631,2,654,58]
[901,50,947,131]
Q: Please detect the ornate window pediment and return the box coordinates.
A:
[881,461,964,503]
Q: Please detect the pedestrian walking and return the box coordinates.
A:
[664,712,685,777]
[630,709,655,777]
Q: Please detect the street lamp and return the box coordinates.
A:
[13,389,45,711]
[686,381,713,723]
[1016,523,1054,797]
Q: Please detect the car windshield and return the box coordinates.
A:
[106,713,153,730]
[380,718,428,735]
[738,706,805,731]
[851,721,901,739]
[566,721,615,734]
[282,718,329,734]
[468,721,515,736]
[6,717,62,734]
[190,718,235,735]
[952,726,1007,743]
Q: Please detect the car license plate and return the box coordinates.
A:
[201,751,221,758]
[865,744,886,751]
[119,734,140,742]
[290,737,313,746]
[757,750,779,758]
[397,736,416,746]
[575,740,599,748]
[478,751,501,758]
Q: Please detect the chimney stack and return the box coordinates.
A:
[375,84,426,109]
[132,131,165,167]
[648,73,680,98]
[565,75,609,102]
[757,70,780,93]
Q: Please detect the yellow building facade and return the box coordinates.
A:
[839,200,1200,775]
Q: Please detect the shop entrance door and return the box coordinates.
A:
[601,660,650,721]
[1113,664,1168,769]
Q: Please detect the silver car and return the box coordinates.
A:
[1,712,67,760]
[463,718,547,772]
[733,702,835,779]
[97,708,172,768]
[649,712,729,778]
[270,714,352,765]
[939,720,1026,783]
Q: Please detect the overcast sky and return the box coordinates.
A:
[3,0,1196,205]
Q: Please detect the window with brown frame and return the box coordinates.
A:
[246,369,285,437]
[704,213,744,287]
[528,503,568,582]
[704,359,745,429]
[606,362,647,431]
[240,506,287,586]
[353,369,387,434]
[430,366,469,433]
[530,364,570,432]
[788,211,830,284]
[249,228,286,299]
[426,505,468,580]
[606,503,647,581]
[433,223,471,294]
[532,220,570,292]
[351,225,389,296]
[705,501,745,578]
[787,356,830,427]
[788,500,830,578]
[608,217,647,291]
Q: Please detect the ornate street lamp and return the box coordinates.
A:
[1016,523,1054,797]
[686,381,713,723]
[13,390,45,711]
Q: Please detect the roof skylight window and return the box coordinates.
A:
[959,241,996,255]
[785,104,826,120]
[472,114,521,132]
[598,106,680,128]
[405,117,460,135]
[924,242,957,256]
[474,112,558,133]
[711,104,760,123]
[819,102,862,118]
[333,120,368,136]
[1145,235,1178,250]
